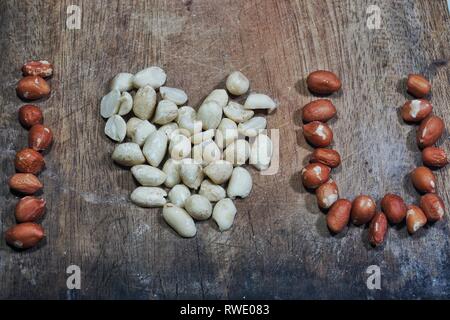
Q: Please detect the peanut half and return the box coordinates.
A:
[130,187,167,208]
[185,194,213,220]
[212,198,237,231]
[227,167,252,199]
[162,204,196,237]
[226,71,249,96]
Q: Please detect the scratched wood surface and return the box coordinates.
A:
[0,0,449,299]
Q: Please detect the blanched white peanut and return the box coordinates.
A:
[227,167,252,199]
[130,187,167,207]
[223,101,254,123]
[131,165,166,186]
[105,115,126,142]
[237,116,267,137]
[169,134,191,160]
[226,71,249,96]
[159,122,179,138]
[176,106,197,135]
[180,158,204,189]
[132,66,166,89]
[168,184,191,208]
[133,85,157,120]
[162,204,196,237]
[199,179,226,202]
[117,91,133,115]
[110,72,134,92]
[142,130,168,167]
[212,198,237,231]
[249,134,273,170]
[224,139,250,165]
[160,86,188,105]
[215,118,238,149]
[126,117,143,138]
[202,140,222,165]
[204,89,228,108]
[100,89,121,118]
[132,120,156,146]
[192,140,222,166]
[191,129,215,145]
[197,100,222,130]
[112,142,146,166]
[184,195,212,220]
[162,158,181,188]
[244,93,277,113]
[203,160,233,184]
[153,99,178,125]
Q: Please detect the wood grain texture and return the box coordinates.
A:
[0,0,449,299]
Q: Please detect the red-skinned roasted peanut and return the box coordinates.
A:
[303,121,333,147]
[410,166,436,193]
[407,74,431,98]
[22,60,53,77]
[401,99,432,123]
[306,70,342,94]
[4,223,45,249]
[351,195,376,225]
[16,76,50,100]
[315,179,339,209]
[15,196,46,223]
[420,193,445,222]
[381,193,407,224]
[15,148,45,174]
[326,199,352,233]
[301,163,331,189]
[422,146,448,168]
[302,99,337,123]
[406,205,427,234]
[18,104,43,128]
[368,212,388,246]
[8,173,43,194]
[416,115,445,149]
[29,124,53,151]
[310,148,341,168]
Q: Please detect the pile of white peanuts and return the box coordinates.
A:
[100,67,276,237]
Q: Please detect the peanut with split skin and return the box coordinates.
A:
[315,179,339,209]
[18,105,43,128]
[16,76,51,100]
[301,163,331,189]
[368,212,388,247]
[303,121,333,147]
[406,205,427,234]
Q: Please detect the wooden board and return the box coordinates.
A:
[0,0,449,299]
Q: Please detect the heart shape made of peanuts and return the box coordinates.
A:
[101,67,277,238]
